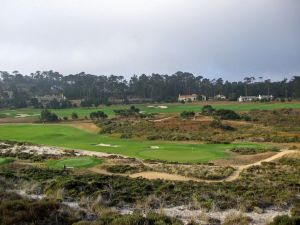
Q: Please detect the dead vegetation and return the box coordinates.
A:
[96,109,300,143]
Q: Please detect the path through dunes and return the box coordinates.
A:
[128,149,298,183]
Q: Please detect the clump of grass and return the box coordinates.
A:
[0,157,15,165]
[105,164,147,174]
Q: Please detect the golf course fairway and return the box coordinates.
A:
[0,124,265,163]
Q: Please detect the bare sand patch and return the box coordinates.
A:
[97,143,119,148]
[130,171,196,181]
[15,113,31,118]
[147,105,168,109]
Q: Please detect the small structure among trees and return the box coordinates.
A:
[238,94,273,102]
[178,94,197,102]
[214,94,226,100]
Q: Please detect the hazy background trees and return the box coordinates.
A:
[0,70,299,108]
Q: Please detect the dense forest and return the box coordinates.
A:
[0,70,299,108]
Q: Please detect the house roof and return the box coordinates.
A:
[179,94,197,98]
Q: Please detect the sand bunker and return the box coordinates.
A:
[147,105,168,109]
[15,113,31,118]
[97,143,119,148]
[150,146,159,149]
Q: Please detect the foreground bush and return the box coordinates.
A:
[269,215,300,225]
[73,212,183,225]
[0,192,79,225]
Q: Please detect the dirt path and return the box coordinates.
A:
[225,149,298,181]
[129,149,298,183]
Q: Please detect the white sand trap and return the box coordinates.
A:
[147,105,168,109]
[150,146,159,149]
[97,143,119,148]
[15,113,31,118]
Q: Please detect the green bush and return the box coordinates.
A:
[215,109,240,120]
[269,215,300,225]
[180,111,195,119]
[71,112,78,120]
[202,105,215,115]
[40,109,59,122]
[90,111,108,120]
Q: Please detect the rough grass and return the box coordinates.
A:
[1,102,300,119]
[0,124,266,163]
[0,157,14,165]
[47,157,102,169]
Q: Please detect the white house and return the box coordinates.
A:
[258,95,273,101]
[238,96,259,102]
[214,94,226,100]
[238,94,273,102]
[178,94,197,102]
[36,94,66,105]
[199,95,207,101]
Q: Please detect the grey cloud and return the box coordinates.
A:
[0,0,299,81]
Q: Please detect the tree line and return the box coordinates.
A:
[0,70,299,108]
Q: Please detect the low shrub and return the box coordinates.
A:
[215,109,240,120]
[269,215,300,225]
[180,111,195,119]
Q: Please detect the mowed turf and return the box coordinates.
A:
[1,102,299,119]
[47,157,102,169]
[0,124,265,163]
[0,157,14,165]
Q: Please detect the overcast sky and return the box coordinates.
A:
[0,0,299,80]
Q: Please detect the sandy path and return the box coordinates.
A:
[225,149,298,181]
[129,149,298,183]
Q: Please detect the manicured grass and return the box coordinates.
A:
[1,102,299,119]
[0,124,265,163]
[47,157,102,169]
[0,157,14,165]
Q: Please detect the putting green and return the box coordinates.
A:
[0,157,14,165]
[47,157,102,169]
[0,124,265,163]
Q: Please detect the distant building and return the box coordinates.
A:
[258,95,273,101]
[214,94,226,100]
[178,94,197,102]
[70,99,82,107]
[126,96,153,103]
[1,91,14,99]
[238,94,273,102]
[199,95,207,101]
[108,97,125,104]
[238,96,259,102]
[36,94,66,106]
